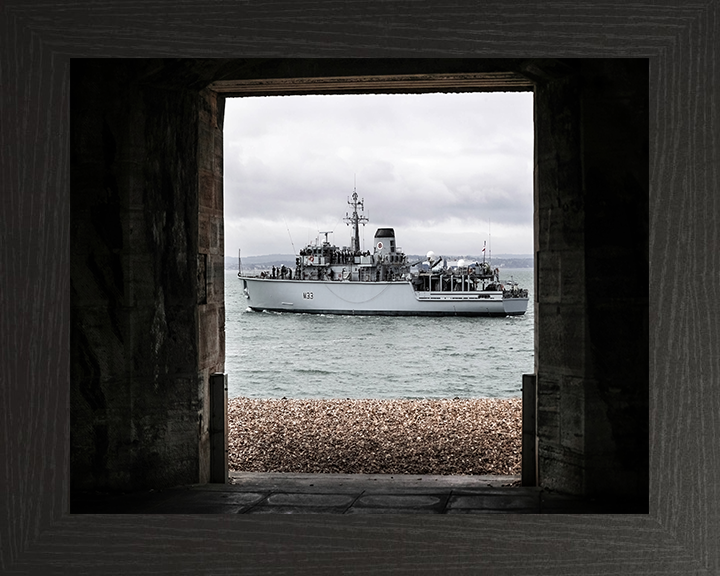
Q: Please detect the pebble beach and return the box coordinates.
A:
[228,397,522,476]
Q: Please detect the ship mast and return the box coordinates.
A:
[344,188,368,253]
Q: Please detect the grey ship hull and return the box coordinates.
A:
[241,277,528,317]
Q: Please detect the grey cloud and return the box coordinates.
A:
[223,91,533,256]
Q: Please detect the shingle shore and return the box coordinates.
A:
[229,397,522,475]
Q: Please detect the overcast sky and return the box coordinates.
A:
[223,91,534,259]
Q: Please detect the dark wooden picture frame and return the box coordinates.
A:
[2,2,717,574]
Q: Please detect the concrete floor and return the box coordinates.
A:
[71,472,615,514]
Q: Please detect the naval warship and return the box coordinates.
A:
[239,191,529,316]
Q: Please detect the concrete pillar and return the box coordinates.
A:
[533,60,648,503]
[71,61,225,492]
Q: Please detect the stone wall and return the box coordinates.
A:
[71,61,225,491]
[196,88,226,484]
[580,59,649,498]
[533,59,648,500]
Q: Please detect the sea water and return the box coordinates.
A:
[224,268,534,400]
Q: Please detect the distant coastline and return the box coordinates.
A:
[225,254,534,271]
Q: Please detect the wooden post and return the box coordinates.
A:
[210,373,228,483]
[522,373,537,487]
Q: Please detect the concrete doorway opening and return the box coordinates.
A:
[70,59,647,511]
[221,90,534,479]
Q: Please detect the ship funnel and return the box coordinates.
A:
[374,228,396,256]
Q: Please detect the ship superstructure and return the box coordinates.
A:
[240,190,528,316]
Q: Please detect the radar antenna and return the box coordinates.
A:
[344,187,368,253]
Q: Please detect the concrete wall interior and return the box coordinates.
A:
[71,61,225,490]
[533,60,649,500]
[70,59,648,508]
